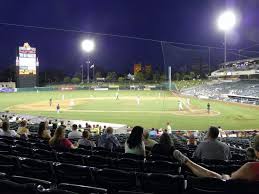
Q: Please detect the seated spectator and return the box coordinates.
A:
[246,147,256,161]
[143,129,157,149]
[51,123,57,137]
[0,121,19,137]
[78,124,84,132]
[49,126,78,149]
[149,128,157,137]
[68,124,82,139]
[193,126,231,160]
[17,120,30,138]
[174,135,259,181]
[91,125,100,135]
[125,126,145,156]
[97,127,120,150]
[187,134,197,145]
[38,121,51,140]
[151,132,175,159]
[78,130,96,147]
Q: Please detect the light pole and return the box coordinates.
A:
[217,10,236,66]
[81,39,95,84]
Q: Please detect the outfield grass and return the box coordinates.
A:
[0,90,258,130]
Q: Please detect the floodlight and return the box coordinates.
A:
[81,39,95,53]
[217,10,236,31]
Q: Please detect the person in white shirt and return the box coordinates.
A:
[0,121,19,137]
[68,124,82,139]
[136,96,140,105]
[166,122,172,134]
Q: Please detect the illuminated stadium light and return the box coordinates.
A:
[217,10,237,65]
[81,39,95,53]
[217,10,236,32]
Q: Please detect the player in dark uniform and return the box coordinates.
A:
[207,103,211,114]
[57,104,60,113]
[49,98,52,107]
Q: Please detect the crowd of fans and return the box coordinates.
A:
[181,80,259,105]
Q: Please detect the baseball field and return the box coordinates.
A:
[0,90,258,130]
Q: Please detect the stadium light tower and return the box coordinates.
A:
[217,10,236,66]
[81,39,95,84]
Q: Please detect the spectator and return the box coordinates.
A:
[0,121,19,137]
[246,147,256,161]
[187,134,197,145]
[68,124,82,139]
[143,129,157,149]
[17,120,30,138]
[173,135,259,181]
[125,126,145,156]
[78,124,83,132]
[193,126,231,160]
[166,122,172,134]
[149,128,157,138]
[51,123,58,137]
[151,132,175,159]
[78,130,96,147]
[49,126,78,149]
[97,127,120,150]
[38,121,51,140]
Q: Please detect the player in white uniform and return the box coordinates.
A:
[115,92,119,100]
[187,98,190,106]
[136,96,140,105]
[62,95,65,100]
[70,99,75,107]
[178,100,183,111]
[56,104,60,114]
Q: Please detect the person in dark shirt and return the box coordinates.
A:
[207,103,210,114]
[97,127,120,150]
[151,132,175,159]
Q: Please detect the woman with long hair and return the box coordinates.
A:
[151,132,175,159]
[38,121,51,139]
[49,126,78,149]
[125,126,145,156]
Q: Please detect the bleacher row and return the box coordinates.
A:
[0,133,258,194]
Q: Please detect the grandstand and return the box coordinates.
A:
[0,113,258,194]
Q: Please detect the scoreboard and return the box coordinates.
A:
[16,43,39,88]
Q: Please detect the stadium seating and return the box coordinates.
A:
[0,122,258,194]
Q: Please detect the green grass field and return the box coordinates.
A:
[0,90,258,130]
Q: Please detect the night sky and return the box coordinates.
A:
[0,0,259,75]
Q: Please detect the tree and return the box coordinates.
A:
[152,71,160,83]
[189,71,196,80]
[174,72,181,81]
[118,76,125,83]
[95,71,102,78]
[134,72,145,82]
[71,77,81,84]
[106,72,117,82]
[64,76,71,83]
[160,74,167,82]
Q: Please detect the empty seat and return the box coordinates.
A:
[70,148,92,156]
[16,157,55,181]
[145,160,181,174]
[11,146,33,157]
[57,152,84,165]
[0,142,11,154]
[0,179,37,194]
[94,168,137,192]
[10,175,52,189]
[226,179,259,194]
[187,176,226,194]
[116,158,144,172]
[141,173,185,194]
[54,163,94,185]
[33,149,57,161]
[121,153,144,161]
[58,183,107,194]
[0,154,19,174]
[85,155,111,168]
